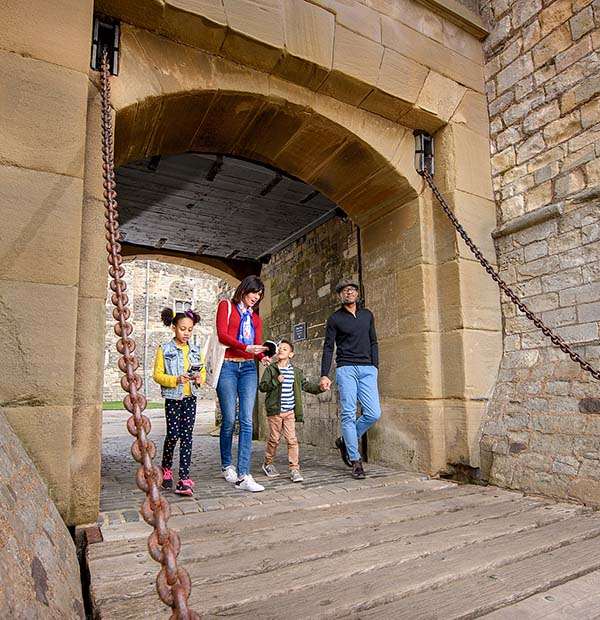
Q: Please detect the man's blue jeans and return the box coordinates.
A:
[216,360,257,477]
[336,365,381,462]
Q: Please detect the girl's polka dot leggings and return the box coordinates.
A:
[161,395,197,480]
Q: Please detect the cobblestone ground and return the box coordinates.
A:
[99,405,399,531]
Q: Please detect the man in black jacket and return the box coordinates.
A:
[320,278,381,479]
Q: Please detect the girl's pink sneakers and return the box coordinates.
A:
[161,467,173,490]
[175,479,195,496]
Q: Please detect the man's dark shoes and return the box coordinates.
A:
[335,436,352,467]
[351,460,366,480]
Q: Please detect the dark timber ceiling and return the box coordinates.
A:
[116,154,339,261]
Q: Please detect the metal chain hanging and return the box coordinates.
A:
[422,169,600,382]
[99,51,199,619]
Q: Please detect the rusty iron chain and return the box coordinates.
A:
[422,169,600,382]
[99,51,200,619]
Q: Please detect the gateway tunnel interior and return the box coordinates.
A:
[109,151,354,453]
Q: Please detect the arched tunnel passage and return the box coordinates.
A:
[113,151,359,450]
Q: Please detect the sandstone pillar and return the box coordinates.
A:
[0,0,94,522]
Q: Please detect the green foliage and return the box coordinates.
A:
[102,401,163,410]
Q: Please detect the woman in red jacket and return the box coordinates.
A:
[216,275,270,492]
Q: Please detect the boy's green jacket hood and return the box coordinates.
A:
[259,361,322,421]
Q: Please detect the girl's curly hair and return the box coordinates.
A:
[161,307,200,327]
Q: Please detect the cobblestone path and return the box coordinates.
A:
[88,408,600,618]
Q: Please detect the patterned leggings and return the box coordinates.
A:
[161,396,197,480]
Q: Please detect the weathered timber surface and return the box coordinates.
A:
[482,569,600,619]
[89,433,600,619]
[117,154,337,260]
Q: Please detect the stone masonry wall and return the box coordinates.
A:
[104,259,233,402]
[0,412,84,617]
[261,217,359,451]
[478,0,600,503]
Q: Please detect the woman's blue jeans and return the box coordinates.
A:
[216,360,258,477]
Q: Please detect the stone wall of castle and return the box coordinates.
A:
[478,0,600,503]
[260,217,359,451]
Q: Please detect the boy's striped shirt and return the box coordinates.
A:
[279,365,295,412]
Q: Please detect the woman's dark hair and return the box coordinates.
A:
[232,275,265,308]
[161,307,200,327]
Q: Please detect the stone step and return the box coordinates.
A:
[89,498,586,618]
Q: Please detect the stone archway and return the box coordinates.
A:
[121,248,245,288]
[71,11,502,525]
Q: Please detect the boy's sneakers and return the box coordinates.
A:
[175,479,195,496]
[351,461,366,480]
[290,469,304,483]
[262,463,280,478]
[235,474,265,492]
[161,467,173,490]
[335,437,352,467]
[222,465,237,483]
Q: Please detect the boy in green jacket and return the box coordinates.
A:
[259,339,325,482]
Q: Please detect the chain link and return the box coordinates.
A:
[422,169,600,382]
[99,51,200,619]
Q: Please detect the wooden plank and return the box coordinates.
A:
[481,569,600,619]
[178,484,481,537]
[115,151,336,259]
[90,497,550,589]
[177,512,598,619]
[173,486,514,545]
[92,475,445,549]
[94,487,524,562]
[361,536,600,619]
[90,504,586,618]
[92,479,459,553]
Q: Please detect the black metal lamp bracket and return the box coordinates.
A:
[91,15,120,76]
[414,130,435,176]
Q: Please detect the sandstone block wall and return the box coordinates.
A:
[479,0,600,503]
[0,413,84,617]
[99,0,488,139]
[0,0,95,524]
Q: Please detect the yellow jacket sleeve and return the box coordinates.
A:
[153,346,178,389]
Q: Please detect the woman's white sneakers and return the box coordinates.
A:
[235,474,265,492]
[222,465,237,483]
[223,466,265,492]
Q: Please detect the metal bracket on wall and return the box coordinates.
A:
[414,130,435,176]
[91,16,120,75]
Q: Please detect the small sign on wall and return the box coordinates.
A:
[293,322,307,342]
